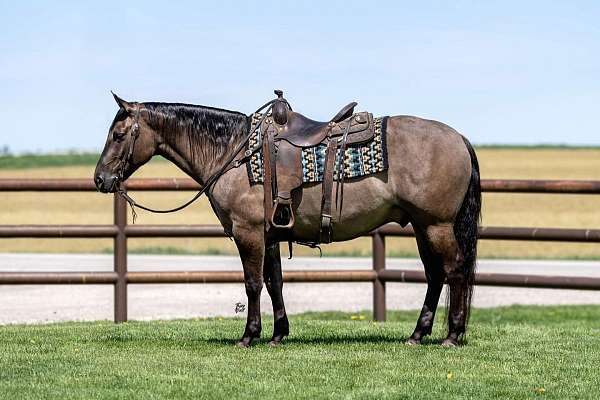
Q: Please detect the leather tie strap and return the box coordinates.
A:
[319,136,338,243]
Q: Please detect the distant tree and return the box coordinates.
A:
[0,145,10,156]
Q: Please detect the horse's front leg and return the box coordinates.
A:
[264,243,289,346]
[233,225,265,347]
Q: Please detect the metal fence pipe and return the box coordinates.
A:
[1,224,598,241]
[113,194,128,323]
[481,179,600,194]
[0,272,118,284]
[478,226,600,242]
[1,270,596,290]
[0,179,97,191]
[377,269,426,283]
[2,178,600,193]
[282,270,376,282]
[125,225,227,237]
[127,271,244,284]
[374,225,600,242]
[372,232,386,322]
[0,225,118,238]
[127,270,376,284]
[378,269,600,290]
[473,272,600,290]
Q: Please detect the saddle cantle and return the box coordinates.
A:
[276,111,375,147]
[261,90,376,244]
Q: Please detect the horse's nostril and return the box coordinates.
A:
[95,175,104,187]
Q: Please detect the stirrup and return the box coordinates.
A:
[271,197,295,229]
[320,214,333,243]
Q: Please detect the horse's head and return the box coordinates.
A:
[94,93,156,193]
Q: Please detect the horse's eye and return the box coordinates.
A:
[112,131,126,142]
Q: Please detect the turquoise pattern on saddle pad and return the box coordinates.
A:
[246,115,388,184]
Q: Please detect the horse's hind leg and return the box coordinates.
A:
[426,224,468,347]
[263,243,289,346]
[233,226,265,348]
[407,226,446,345]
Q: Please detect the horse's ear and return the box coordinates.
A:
[111,91,134,112]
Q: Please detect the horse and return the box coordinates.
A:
[94,92,481,347]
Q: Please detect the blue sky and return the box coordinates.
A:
[1,1,599,153]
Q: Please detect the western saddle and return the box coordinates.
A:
[261,90,375,244]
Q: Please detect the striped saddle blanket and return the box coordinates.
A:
[246,115,389,184]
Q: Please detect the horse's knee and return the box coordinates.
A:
[245,279,263,298]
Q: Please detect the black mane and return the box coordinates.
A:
[142,102,249,146]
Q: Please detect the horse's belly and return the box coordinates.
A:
[290,175,401,242]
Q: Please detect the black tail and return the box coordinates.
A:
[451,136,481,327]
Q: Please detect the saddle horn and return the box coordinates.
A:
[272,89,289,125]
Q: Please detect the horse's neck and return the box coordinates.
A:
[155,122,246,185]
[156,141,199,181]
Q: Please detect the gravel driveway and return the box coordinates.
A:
[1,253,599,324]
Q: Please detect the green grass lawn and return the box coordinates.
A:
[1,306,599,399]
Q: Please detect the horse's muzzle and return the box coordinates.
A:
[94,173,119,193]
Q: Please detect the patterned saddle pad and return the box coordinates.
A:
[246,114,389,184]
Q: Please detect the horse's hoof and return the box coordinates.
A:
[441,338,458,347]
[236,339,252,348]
[268,335,286,347]
[405,338,421,346]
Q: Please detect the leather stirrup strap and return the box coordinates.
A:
[319,137,338,243]
[335,120,352,220]
[262,128,275,231]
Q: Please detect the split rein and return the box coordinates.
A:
[116,99,283,223]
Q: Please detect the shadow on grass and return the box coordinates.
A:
[203,334,450,347]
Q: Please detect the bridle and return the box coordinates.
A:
[114,99,285,222]
[116,105,141,184]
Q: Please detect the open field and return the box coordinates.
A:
[0,152,100,169]
[0,306,599,399]
[1,148,599,258]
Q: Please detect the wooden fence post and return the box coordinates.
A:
[113,193,128,323]
[372,231,386,321]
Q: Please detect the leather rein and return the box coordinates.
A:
[116,99,283,221]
